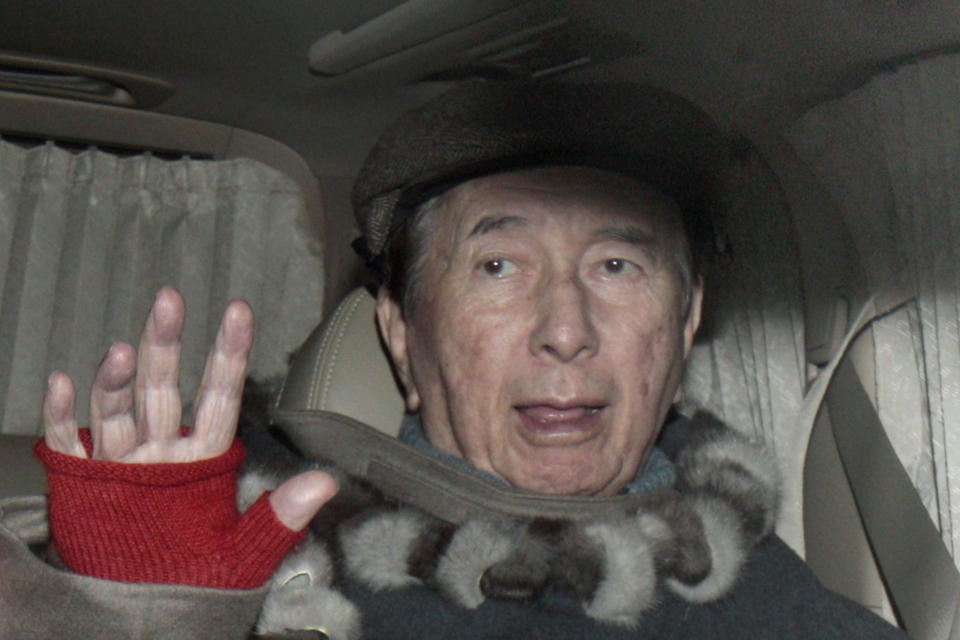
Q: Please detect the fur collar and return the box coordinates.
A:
[244,409,781,639]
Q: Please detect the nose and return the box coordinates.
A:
[529,272,599,362]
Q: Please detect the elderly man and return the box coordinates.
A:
[9,82,904,638]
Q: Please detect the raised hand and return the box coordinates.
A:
[42,287,336,531]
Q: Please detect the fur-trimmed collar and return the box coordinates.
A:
[243,409,781,639]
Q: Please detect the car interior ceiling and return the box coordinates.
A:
[3,1,960,636]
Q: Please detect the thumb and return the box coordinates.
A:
[268,470,339,531]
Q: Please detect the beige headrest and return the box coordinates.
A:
[276,287,405,436]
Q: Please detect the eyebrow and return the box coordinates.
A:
[466,215,528,238]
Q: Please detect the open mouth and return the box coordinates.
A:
[514,403,606,444]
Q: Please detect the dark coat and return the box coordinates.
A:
[341,535,905,639]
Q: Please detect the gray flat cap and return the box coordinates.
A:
[352,80,727,262]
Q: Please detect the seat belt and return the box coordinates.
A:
[274,408,653,524]
[827,357,960,640]
[808,282,960,639]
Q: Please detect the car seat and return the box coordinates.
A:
[276,287,403,437]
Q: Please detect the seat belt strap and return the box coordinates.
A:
[826,358,960,639]
[780,280,916,553]
[274,408,651,524]
[806,280,960,639]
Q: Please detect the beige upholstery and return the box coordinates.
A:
[277,287,405,436]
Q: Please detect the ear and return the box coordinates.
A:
[674,276,704,404]
[375,288,421,412]
[682,275,704,359]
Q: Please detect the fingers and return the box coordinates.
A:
[134,287,185,444]
[190,300,255,457]
[53,289,256,464]
[269,470,339,531]
[89,342,138,460]
[43,372,86,458]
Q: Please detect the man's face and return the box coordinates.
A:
[377,167,703,496]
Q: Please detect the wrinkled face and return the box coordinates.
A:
[377,167,703,496]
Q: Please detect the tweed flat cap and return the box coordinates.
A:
[352,80,727,261]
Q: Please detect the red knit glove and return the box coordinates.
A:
[34,430,307,589]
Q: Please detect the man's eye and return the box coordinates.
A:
[603,258,638,275]
[480,258,517,277]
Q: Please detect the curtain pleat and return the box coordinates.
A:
[0,141,324,435]
[680,147,808,551]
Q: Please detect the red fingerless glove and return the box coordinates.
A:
[34,430,307,589]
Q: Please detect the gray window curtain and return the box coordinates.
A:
[0,140,325,436]
[788,53,960,564]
